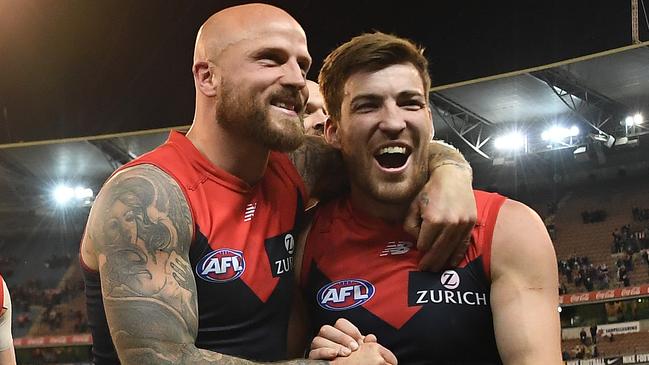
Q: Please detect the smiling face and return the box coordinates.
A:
[326,63,432,207]
[200,6,312,151]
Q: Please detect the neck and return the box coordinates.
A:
[349,185,409,224]
[187,111,269,186]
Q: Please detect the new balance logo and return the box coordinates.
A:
[244,203,257,222]
[380,241,413,256]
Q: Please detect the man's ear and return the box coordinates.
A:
[193,61,218,97]
[324,117,341,149]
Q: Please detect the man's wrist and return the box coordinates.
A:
[429,160,473,178]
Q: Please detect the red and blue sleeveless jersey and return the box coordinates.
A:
[300,191,506,365]
[83,131,307,363]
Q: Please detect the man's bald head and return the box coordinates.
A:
[190,3,311,154]
[194,3,305,64]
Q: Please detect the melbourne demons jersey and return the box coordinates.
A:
[301,191,506,365]
[83,131,306,363]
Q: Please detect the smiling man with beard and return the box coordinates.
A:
[298,32,562,364]
[79,4,476,365]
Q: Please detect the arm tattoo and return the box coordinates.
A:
[420,192,430,207]
[89,165,329,365]
[288,136,347,200]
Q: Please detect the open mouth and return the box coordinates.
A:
[272,100,297,112]
[270,94,304,115]
[374,146,411,169]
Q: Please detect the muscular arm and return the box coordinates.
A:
[490,200,562,365]
[84,165,326,365]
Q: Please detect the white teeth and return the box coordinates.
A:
[275,102,294,111]
[379,146,407,155]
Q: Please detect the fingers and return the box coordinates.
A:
[414,219,443,254]
[403,198,422,238]
[417,228,452,271]
[417,220,475,271]
[309,347,349,360]
[364,334,378,343]
[333,318,364,342]
[378,345,398,365]
[310,336,353,359]
[446,223,474,267]
[312,322,359,355]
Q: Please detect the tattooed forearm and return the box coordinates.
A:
[288,135,347,200]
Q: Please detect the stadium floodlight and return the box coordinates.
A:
[625,113,644,127]
[74,186,94,199]
[494,132,526,151]
[53,185,75,205]
[541,125,579,142]
[633,113,644,125]
[52,184,94,206]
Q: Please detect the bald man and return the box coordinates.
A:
[304,81,327,136]
[80,3,475,364]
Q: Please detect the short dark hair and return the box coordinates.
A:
[318,31,431,122]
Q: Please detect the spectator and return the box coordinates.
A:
[579,328,588,345]
[574,271,583,287]
[600,272,610,290]
[618,266,630,287]
[589,324,598,344]
[559,282,568,295]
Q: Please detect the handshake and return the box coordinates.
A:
[310,319,397,365]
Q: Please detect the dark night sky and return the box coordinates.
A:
[0,0,642,144]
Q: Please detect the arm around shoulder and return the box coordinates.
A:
[490,199,562,365]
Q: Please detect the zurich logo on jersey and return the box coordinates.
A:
[317,279,375,311]
[196,248,246,283]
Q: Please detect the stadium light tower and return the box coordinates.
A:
[494,132,527,152]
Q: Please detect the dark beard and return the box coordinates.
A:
[216,79,305,152]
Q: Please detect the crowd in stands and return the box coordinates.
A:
[611,223,649,254]
[558,255,613,293]
[0,249,89,339]
[558,251,648,294]
[557,206,649,295]
[562,324,617,360]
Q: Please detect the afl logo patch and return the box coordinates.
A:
[441,270,460,289]
[317,279,375,311]
[196,248,245,283]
